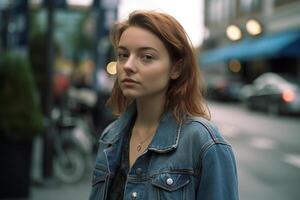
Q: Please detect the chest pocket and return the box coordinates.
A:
[151,173,191,200]
[89,164,109,200]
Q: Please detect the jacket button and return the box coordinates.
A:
[131,192,138,199]
[166,178,174,185]
[136,168,143,175]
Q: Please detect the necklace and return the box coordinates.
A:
[136,133,155,152]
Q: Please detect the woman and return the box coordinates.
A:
[89,10,239,200]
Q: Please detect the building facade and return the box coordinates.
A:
[201,0,300,82]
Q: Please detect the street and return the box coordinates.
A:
[31,101,300,200]
[210,101,300,200]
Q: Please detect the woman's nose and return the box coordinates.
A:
[123,56,137,73]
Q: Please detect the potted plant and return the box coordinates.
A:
[0,51,43,199]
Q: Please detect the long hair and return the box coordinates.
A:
[107,10,210,122]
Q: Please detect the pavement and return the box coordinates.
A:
[30,175,91,200]
[29,137,93,200]
[29,139,94,200]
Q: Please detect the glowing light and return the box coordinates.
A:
[66,0,93,7]
[282,90,295,102]
[229,59,242,73]
[226,25,242,41]
[246,19,262,36]
[106,61,117,75]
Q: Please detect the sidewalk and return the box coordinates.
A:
[30,176,91,200]
[30,137,93,200]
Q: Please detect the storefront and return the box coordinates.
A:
[200,29,300,82]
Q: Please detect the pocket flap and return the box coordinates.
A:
[151,173,190,192]
[92,164,108,186]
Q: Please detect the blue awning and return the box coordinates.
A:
[200,30,300,65]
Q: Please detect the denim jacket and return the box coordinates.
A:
[89,106,239,200]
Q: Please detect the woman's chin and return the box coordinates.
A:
[122,91,139,99]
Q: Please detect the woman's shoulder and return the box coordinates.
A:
[98,119,120,143]
[182,116,229,146]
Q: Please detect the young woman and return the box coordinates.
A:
[89,10,239,200]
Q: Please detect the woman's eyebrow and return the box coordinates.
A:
[138,47,159,53]
[117,46,127,51]
[117,45,159,53]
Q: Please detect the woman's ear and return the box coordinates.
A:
[170,60,182,80]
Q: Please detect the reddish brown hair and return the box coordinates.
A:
[107,10,210,122]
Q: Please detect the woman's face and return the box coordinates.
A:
[117,26,173,100]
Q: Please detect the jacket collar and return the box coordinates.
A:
[100,103,136,144]
[148,111,181,153]
[100,103,182,153]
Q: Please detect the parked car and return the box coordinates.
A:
[207,76,244,102]
[240,72,300,115]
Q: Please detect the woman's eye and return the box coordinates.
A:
[141,54,154,62]
[118,53,128,60]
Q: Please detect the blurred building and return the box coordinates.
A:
[0,0,29,54]
[200,0,300,82]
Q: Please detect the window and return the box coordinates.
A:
[275,0,299,7]
[227,0,237,21]
[239,0,263,16]
[206,0,227,25]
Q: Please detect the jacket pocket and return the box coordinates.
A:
[151,173,191,200]
[89,164,109,200]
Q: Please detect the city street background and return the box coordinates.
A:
[1,0,300,200]
[31,101,300,200]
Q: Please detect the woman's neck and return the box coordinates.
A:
[135,94,165,129]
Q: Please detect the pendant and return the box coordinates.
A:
[137,144,142,152]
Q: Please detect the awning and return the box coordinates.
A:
[200,29,300,65]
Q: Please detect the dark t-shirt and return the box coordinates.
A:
[106,126,132,199]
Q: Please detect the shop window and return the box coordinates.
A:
[239,0,262,16]
[206,0,226,26]
[275,0,299,7]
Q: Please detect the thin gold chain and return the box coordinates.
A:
[137,133,154,152]
[134,127,156,152]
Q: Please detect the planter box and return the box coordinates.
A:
[0,139,33,199]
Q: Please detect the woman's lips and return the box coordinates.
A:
[122,78,138,83]
[121,78,139,86]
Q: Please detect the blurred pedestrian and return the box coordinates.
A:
[53,70,70,107]
[89,10,238,200]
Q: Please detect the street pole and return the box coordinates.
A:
[92,0,103,90]
[42,0,55,182]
